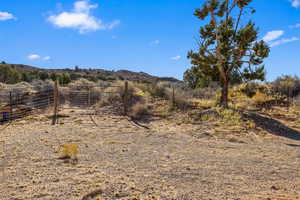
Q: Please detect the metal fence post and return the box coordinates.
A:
[124,81,128,116]
[88,87,91,107]
[9,91,13,122]
[172,87,175,108]
[52,80,59,125]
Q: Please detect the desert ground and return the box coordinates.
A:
[1,106,300,200]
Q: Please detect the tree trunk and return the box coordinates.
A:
[220,78,229,108]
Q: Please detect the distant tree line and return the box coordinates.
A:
[0,63,118,85]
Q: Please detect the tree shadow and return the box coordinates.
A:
[286,143,300,147]
[243,112,300,141]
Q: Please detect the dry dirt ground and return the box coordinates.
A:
[1,108,300,200]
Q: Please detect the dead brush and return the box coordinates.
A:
[58,144,79,164]
[130,103,150,119]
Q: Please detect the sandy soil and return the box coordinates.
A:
[1,108,300,200]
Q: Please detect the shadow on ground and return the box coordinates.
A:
[244,112,300,141]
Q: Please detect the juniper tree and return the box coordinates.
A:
[187,0,270,108]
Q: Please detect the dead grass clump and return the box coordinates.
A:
[169,92,192,111]
[59,144,79,163]
[198,107,242,126]
[252,91,271,104]
[138,83,167,99]
[130,103,150,119]
[191,98,215,109]
[69,78,96,90]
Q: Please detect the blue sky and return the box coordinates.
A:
[0,0,300,80]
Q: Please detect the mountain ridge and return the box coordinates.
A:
[0,63,180,83]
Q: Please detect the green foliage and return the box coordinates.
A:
[0,64,22,84]
[38,71,49,81]
[187,0,270,107]
[272,75,300,98]
[50,73,57,81]
[59,72,71,85]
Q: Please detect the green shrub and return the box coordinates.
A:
[272,75,300,98]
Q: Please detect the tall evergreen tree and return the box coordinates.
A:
[187,0,270,107]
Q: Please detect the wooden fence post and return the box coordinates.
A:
[88,87,91,107]
[9,91,13,122]
[52,80,59,125]
[124,81,128,116]
[172,87,175,108]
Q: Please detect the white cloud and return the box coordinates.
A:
[291,0,300,8]
[151,40,160,45]
[171,55,181,61]
[48,0,120,34]
[28,54,40,60]
[107,20,120,30]
[0,11,15,21]
[263,30,284,42]
[290,23,300,28]
[43,56,51,61]
[269,37,300,47]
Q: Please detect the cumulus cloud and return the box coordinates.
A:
[171,55,181,61]
[48,0,120,34]
[28,54,41,60]
[263,30,284,42]
[0,11,15,21]
[291,0,300,8]
[269,37,300,47]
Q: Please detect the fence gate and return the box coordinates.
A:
[52,81,129,125]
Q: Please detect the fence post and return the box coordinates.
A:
[9,91,13,122]
[52,80,59,125]
[124,81,128,116]
[88,87,91,107]
[172,87,175,108]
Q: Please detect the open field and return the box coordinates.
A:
[1,107,300,200]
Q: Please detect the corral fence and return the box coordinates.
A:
[0,81,130,125]
[0,86,54,123]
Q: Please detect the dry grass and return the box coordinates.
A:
[130,103,150,119]
[59,143,79,162]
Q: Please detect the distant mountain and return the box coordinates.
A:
[0,63,180,83]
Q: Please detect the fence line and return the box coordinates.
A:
[0,81,130,125]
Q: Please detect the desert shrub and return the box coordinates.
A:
[215,107,242,125]
[189,87,218,99]
[59,144,79,164]
[272,75,300,98]
[166,88,192,111]
[0,64,22,84]
[69,78,96,90]
[238,82,272,98]
[31,80,54,92]
[99,81,145,110]
[137,83,167,99]
[251,91,272,104]
[191,98,215,109]
[130,103,150,119]
[199,107,242,126]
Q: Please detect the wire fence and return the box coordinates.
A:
[0,81,129,124]
[0,87,54,123]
